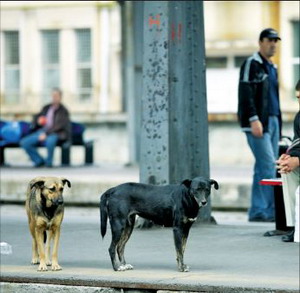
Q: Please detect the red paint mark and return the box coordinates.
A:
[171,23,175,40]
[171,23,182,42]
[149,14,160,28]
[178,23,182,41]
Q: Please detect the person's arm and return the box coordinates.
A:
[250,120,263,137]
[32,106,48,129]
[238,60,263,137]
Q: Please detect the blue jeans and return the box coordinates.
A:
[245,116,280,220]
[20,130,58,167]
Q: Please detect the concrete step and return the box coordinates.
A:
[0,164,252,210]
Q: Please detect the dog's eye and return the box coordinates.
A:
[49,187,56,192]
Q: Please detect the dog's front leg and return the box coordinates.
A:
[182,222,192,256]
[51,226,62,271]
[35,228,48,271]
[31,238,39,265]
[28,219,39,264]
[173,227,189,272]
[45,230,52,266]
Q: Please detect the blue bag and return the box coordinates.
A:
[0,121,22,143]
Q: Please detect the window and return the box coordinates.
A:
[234,56,248,68]
[41,30,60,102]
[3,31,20,104]
[206,57,227,69]
[76,29,92,102]
[292,21,300,90]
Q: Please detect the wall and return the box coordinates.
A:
[2,120,294,167]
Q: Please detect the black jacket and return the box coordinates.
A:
[288,111,300,159]
[238,52,282,134]
[32,104,71,141]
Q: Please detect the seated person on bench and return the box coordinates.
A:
[20,88,71,168]
[276,80,300,242]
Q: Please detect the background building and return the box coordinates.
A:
[0,1,299,165]
[205,1,299,115]
[1,1,122,120]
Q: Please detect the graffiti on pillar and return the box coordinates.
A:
[149,14,160,28]
[171,23,182,42]
[149,14,182,43]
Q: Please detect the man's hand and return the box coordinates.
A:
[250,120,263,137]
[38,116,47,126]
[276,155,300,174]
[38,133,47,141]
[276,153,289,164]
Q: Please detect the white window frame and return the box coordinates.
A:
[75,28,92,102]
[3,31,20,104]
[41,30,60,103]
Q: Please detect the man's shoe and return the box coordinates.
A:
[249,216,275,222]
[264,230,287,237]
[263,217,275,223]
[249,216,274,222]
[282,229,295,242]
[34,161,45,168]
[249,216,265,222]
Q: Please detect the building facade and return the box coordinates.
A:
[1,1,122,121]
[1,1,299,121]
[205,1,299,115]
[0,1,299,166]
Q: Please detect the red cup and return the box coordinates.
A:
[38,116,47,126]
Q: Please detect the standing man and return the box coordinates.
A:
[20,88,71,167]
[238,28,282,222]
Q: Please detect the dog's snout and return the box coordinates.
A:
[57,198,64,205]
[201,200,207,206]
[52,198,64,205]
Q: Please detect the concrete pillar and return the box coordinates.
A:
[140,1,210,221]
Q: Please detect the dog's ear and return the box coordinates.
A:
[30,177,46,190]
[210,179,219,190]
[181,179,192,188]
[61,178,71,188]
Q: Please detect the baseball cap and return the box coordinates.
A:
[259,28,281,41]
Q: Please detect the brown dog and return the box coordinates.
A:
[25,176,71,271]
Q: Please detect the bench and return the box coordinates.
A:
[0,120,94,166]
[260,178,290,235]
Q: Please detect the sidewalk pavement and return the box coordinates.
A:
[1,164,300,292]
[1,205,299,293]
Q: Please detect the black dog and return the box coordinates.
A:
[100,177,219,272]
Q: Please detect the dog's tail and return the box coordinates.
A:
[100,189,112,239]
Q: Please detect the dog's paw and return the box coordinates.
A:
[117,264,134,271]
[31,258,39,265]
[37,263,48,271]
[179,264,190,272]
[123,264,134,270]
[51,263,62,271]
[46,260,52,266]
[117,265,127,271]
